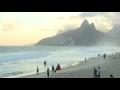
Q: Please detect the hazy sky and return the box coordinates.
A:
[0,12,119,46]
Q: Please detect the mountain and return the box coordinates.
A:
[56,26,77,35]
[106,24,120,40]
[35,19,116,46]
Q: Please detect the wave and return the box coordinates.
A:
[0,52,50,62]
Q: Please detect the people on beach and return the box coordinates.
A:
[37,67,39,74]
[110,74,113,78]
[97,67,101,78]
[94,68,97,78]
[103,53,106,59]
[55,63,61,73]
[85,58,86,62]
[44,61,46,66]
[47,68,50,78]
[52,65,54,72]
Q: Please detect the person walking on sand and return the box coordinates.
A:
[97,67,101,78]
[85,58,86,62]
[37,67,39,74]
[94,68,97,78]
[47,68,50,78]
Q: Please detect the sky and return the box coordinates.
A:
[0,12,120,46]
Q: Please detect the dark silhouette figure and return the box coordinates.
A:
[44,61,46,66]
[97,67,101,78]
[52,65,54,72]
[47,68,49,78]
[85,58,86,62]
[94,68,97,78]
[110,74,113,78]
[103,53,106,59]
[37,67,39,74]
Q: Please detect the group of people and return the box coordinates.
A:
[98,53,106,59]
[94,67,113,78]
[37,61,61,78]
[94,67,101,78]
[47,63,61,78]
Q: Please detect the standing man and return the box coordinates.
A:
[47,68,50,78]
[44,61,46,66]
[52,65,54,72]
[37,67,39,74]
[97,67,101,78]
[85,58,86,62]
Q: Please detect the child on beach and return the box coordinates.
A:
[97,67,101,78]
[37,67,39,74]
[110,74,113,78]
[47,68,50,78]
[93,68,97,78]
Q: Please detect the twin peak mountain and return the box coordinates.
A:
[35,19,116,46]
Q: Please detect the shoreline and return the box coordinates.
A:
[4,53,120,78]
[3,60,84,78]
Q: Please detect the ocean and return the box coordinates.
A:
[0,46,119,78]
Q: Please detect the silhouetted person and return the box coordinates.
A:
[47,68,49,78]
[103,54,105,59]
[97,67,101,78]
[85,58,86,62]
[52,65,54,72]
[44,61,46,66]
[94,68,97,78]
[37,67,39,74]
[110,74,113,78]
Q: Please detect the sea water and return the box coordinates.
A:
[0,46,119,78]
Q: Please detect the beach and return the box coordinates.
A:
[6,53,119,78]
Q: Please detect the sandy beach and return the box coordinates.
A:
[6,53,120,78]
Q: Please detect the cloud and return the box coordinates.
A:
[104,13,120,26]
[80,12,108,17]
[0,22,20,31]
[57,17,66,20]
